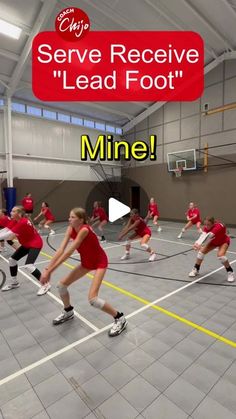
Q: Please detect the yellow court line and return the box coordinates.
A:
[40,251,236,349]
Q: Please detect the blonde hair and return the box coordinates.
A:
[13,206,25,216]
[71,207,88,224]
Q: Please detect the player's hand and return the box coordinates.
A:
[40,269,51,284]
[193,242,200,251]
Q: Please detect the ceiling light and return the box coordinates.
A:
[0,18,22,40]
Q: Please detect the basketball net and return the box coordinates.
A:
[174,167,183,178]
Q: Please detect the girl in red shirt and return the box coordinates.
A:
[118,209,157,261]
[0,206,51,295]
[145,197,162,232]
[178,202,202,239]
[0,209,19,251]
[90,201,108,242]
[21,193,34,219]
[34,202,55,235]
[40,207,127,337]
[189,216,234,282]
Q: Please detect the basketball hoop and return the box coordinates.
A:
[173,167,183,178]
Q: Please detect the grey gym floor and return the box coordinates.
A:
[1,221,236,419]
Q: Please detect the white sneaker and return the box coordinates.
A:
[227,272,235,283]
[53,309,74,325]
[37,283,51,296]
[49,230,55,235]
[108,315,127,337]
[149,253,157,262]
[189,268,199,277]
[121,253,130,260]
[157,226,162,232]
[2,281,20,291]
[178,233,183,239]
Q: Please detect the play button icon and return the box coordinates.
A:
[108,198,130,222]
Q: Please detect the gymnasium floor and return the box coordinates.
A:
[0,221,236,419]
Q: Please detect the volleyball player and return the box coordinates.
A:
[40,207,127,337]
[119,209,157,261]
[189,216,235,282]
[90,201,108,242]
[0,206,51,294]
[21,192,34,219]
[145,197,162,231]
[34,202,55,235]
[178,202,202,238]
[0,209,19,251]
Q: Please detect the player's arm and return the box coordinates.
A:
[0,228,16,241]
[125,220,140,234]
[193,232,215,250]
[118,218,133,239]
[33,211,43,221]
[43,227,88,277]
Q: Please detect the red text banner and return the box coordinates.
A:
[32,31,204,101]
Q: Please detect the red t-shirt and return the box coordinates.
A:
[71,225,108,269]
[92,207,108,222]
[203,222,230,246]
[42,207,55,221]
[0,215,11,228]
[187,208,201,224]
[10,218,43,248]
[131,215,151,237]
[148,203,159,217]
[22,197,34,211]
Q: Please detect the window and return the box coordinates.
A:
[27,105,41,117]
[42,109,56,120]
[116,127,123,135]
[12,102,25,113]
[84,119,95,128]
[95,122,105,131]
[4,99,123,134]
[106,125,115,133]
[58,113,70,123]
[71,116,83,126]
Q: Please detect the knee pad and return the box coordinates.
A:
[197,251,205,260]
[218,255,228,264]
[9,257,17,267]
[89,296,105,309]
[24,264,36,274]
[141,243,149,250]
[57,283,68,296]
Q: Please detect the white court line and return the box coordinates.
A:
[152,236,236,255]
[19,259,49,267]
[0,255,98,332]
[1,258,236,387]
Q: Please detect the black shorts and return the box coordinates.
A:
[25,209,33,214]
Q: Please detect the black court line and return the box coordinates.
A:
[46,236,236,287]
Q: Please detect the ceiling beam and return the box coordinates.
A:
[0,48,19,62]
[6,0,57,98]
[80,102,133,120]
[123,51,236,132]
[221,0,236,20]
[82,0,139,29]
[183,0,233,50]
[144,0,218,59]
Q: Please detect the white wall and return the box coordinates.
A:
[0,113,121,181]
